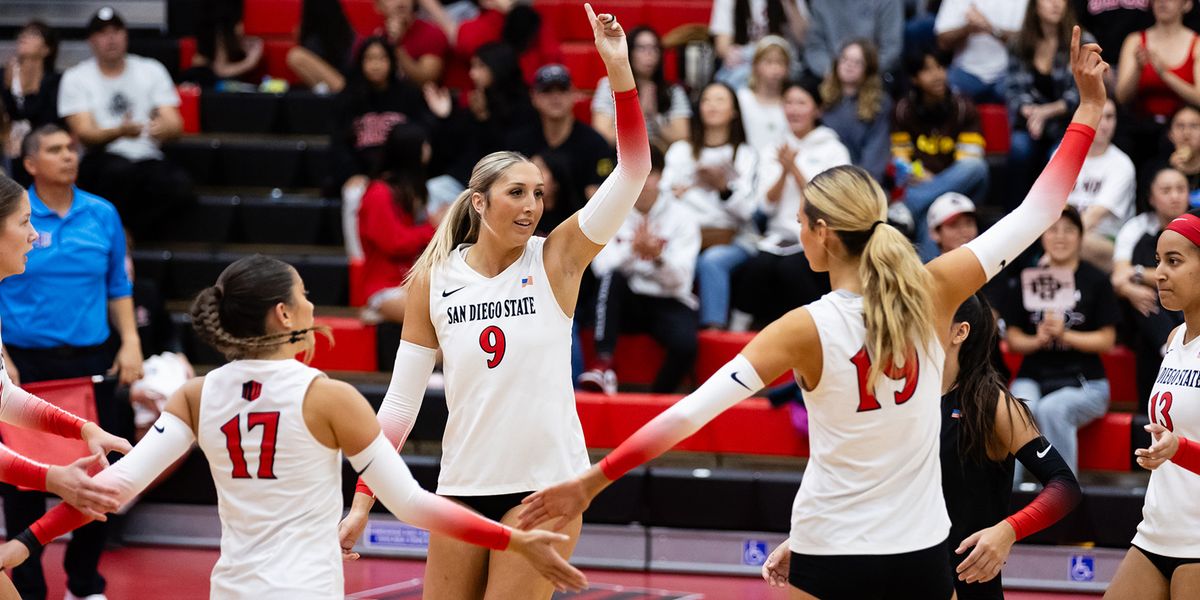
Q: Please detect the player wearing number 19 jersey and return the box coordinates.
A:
[520,29,1107,599]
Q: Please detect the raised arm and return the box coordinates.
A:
[543,4,651,281]
[517,307,819,531]
[927,26,1106,324]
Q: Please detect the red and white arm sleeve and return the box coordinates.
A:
[599,355,764,481]
[349,433,511,550]
[576,88,651,245]
[0,443,49,491]
[355,341,436,497]
[964,123,1095,280]
[0,369,87,439]
[27,412,195,546]
[1171,436,1200,475]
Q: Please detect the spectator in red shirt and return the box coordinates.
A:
[359,122,436,324]
[449,0,561,89]
[371,0,450,85]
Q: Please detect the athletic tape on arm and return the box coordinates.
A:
[577,88,651,245]
[599,354,764,481]
[28,412,196,546]
[355,341,436,497]
[349,433,512,550]
[964,123,1095,280]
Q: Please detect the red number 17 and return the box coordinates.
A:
[850,347,920,412]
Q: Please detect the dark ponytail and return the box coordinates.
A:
[190,255,332,361]
[954,293,1036,464]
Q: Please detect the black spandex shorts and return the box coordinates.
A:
[1133,545,1200,582]
[444,491,530,522]
[788,539,954,600]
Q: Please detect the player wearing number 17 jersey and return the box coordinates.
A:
[0,256,588,597]
[520,27,1108,599]
[1106,213,1200,599]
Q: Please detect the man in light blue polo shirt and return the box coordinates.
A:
[0,123,143,600]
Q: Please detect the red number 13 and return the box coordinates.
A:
[1149,391,1175,431]
[850,347,920,412]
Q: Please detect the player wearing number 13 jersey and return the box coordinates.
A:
[521,28,1107,599]
[1107,213,1200,598]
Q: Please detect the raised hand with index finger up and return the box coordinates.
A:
[584,3,635,93]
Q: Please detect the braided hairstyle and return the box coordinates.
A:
[190,255,332,361]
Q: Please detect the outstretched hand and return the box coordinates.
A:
[1136,422,1179,470]
[585,4,628,68]
[1070,25,1108,111]
[518,478,591,531]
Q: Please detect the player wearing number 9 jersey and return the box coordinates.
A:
[1106,212,1200,599]
[337,4,650,599]
[0,256,589,598]
[519,27,1108,599]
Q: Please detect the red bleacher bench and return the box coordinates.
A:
[577,391,1136,470]
[302,316,377,372]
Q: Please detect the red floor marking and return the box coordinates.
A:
[29,544,1101,599]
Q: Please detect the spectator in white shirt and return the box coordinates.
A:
[733,78,850,325]
[935,0,1030,103]
[709,0,809,88]
[59,7,193,242]
[737,36,791,155]
[1068,99,1136,273]
[580,147,701,395]
[661,82,759,330]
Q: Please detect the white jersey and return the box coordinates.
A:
[197,359,343,599]
[1133,327,1200,558]
[790,291,950,555]
[430,237,589,495]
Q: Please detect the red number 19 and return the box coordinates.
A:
[850,347,920,412]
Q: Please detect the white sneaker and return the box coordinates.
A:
[65,593,107,600]
[577,368,617,395]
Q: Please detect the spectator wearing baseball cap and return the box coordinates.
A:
[59,6,195,243]
[927,191,978,256]
[506,63,615,229]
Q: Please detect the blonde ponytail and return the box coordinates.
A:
[802,166,934,388]
[406,151,530,284]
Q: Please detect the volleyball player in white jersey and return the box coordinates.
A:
[0,255,588,598]
[0,174,132,599]
[1105,212,1200,598]
[519,28,1108,599]
[336,4,650,598]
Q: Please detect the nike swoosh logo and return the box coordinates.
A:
[730,371,752,391]
[353,458,374,477]
[441,286,466,298]
[1037,444,1052,459]
[153,423,165,434]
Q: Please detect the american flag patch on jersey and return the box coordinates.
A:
[951,409,961,419]
[521,275,534,287]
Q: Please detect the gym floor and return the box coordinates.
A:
[32,544,1103,599]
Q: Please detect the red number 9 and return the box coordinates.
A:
[479,326,506,369]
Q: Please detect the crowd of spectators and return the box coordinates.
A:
[1,0,1199,476]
